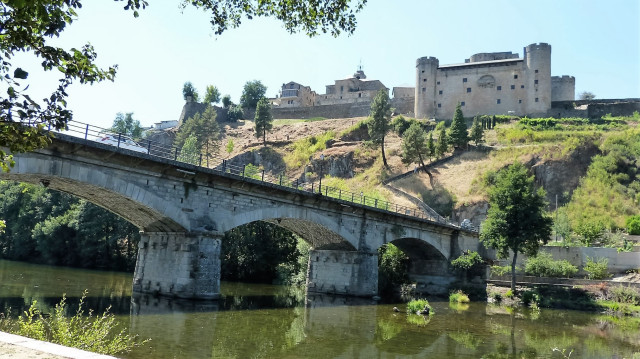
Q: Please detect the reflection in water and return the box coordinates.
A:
[1,260,640,358]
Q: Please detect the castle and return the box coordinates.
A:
[415,43,575,119]
[271,43,580,120]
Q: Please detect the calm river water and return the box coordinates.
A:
[1,259,639,358]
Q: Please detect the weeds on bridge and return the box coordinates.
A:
[0,290,148,355]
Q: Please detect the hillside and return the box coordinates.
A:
[214,112,640,247]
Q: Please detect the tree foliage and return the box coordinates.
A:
[221,221,300,283]
[254,97,273,146]
[177,135,200,165]
[174,105,221,161]
[448,103,469,148]
[221,95,232,108]
[111,112,142,139]
[427,131,436,161]
[579,91,596,100]
[241,80,267,109]
[204,85,221,104]
[182,81,200,102]
[0,182,139,271]
[480,162,553,292]
[435,127,448,158]
[226,104,244,122]
[0,0,367,172]
[368,89,392,168]
[469,115,484,146]
[401,122,429,169]
[377,243,409,296]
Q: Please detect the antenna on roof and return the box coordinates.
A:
[358,59,363,72]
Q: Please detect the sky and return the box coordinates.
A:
[16,0,640,129]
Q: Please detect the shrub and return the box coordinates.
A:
[525,252,578,278]
[584,257,610,280]
[449,290,470,303]
[505,290,514,298]
[451,251,483,271]
[626,215,640,235]
[378,243,410,295]
[521,290,542,306]
[2,291,146,355]
[490,265,512,277]
[609,285,640,305]
[490,292,503,303]
[406,299,433,315]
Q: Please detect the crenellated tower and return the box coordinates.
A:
[415,56,439,118]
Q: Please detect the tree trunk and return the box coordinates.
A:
[263,130,266,147]
[417,152,434,186]
[381,137,389,169]
[511,250,518,293]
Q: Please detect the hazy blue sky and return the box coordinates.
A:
[18,0,640,129]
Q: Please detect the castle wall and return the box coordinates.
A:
[432,60,527,120]
[271,102,373,119]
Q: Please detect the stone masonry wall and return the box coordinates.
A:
[306,250,378,297]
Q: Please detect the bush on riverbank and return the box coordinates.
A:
[584,257,610,280]
[0,291,147,355]
[406,299,433,315]
[524,252,578,278]
[449,290,470,303]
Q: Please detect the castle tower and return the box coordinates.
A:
[523,43,552,115]
[415,56,439,119]
[551,75,576,101]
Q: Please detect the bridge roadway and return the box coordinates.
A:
[1,133,480,299]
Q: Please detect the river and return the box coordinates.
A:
[0,259,638,358]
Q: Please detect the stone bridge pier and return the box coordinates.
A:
[132,232,222,299]
[306,250,378,297]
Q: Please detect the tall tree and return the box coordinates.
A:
[221,95,233,108]
[254,97,273,146]
[401,122,429,170]
[226,105,244,122]
[368,89,392,169]
[175,105,221,163]
[427,131,436,162]
[448,103,469,149]
[241,80,267,109]
[480,162,553,293]
[177,135,200,165]
[469,115,484,146]
[111,112,142,138]
[579,91,596,100]
[204,85,221,104]
[435,127,448,158]
[182,82,200,102]
[0,0,367,172]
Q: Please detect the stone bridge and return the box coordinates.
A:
[1,134,480,299]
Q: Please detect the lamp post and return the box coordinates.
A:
[319,154,324,194]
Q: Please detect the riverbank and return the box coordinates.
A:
[0,331,118,359]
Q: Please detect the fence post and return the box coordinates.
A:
[325,186,328,196]
[147,140,151,154]
[312,183,314,193]
[174,147,178,161]
[222,160,227,173]
[262,170,265,181]
[199,154,202,167]
[375,198,378,208]
[84,124,89,140]
[351,193,354,202]
[242,164,246,177]
[295,179,298,189]
[117,133,122,148]
[339,189,341,200]
[279,174,283,186]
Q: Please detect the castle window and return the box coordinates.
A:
[497,99,501,104]
[466,88,471,93]
[510,85,515,90]
[340,96,342,99]
[461,101,465,106]
[535,69,539,73]
[437,81,440,85]
[423,78,427,82]
[439,90,443,95]
[518,99,522,104]
[463,78,467,83]
[514,74,518,79]
[534,80,538,84]
[521,85,525,89]
[422,87,426,93]
[497,86,502,91]
[421,70,425,73]
[437,103,441,108]
[358,93,362,98]
[535,97,539,102]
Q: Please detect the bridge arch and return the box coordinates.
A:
[224,207,358,250]
[1,153,188,232]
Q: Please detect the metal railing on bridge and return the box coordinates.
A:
[31,119,474,231]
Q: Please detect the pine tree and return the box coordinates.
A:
[427,131,436,162]
[435,127,448,158]
[469,116,484,146]
[401,122,429,169]
[254,97,273,146]
[448,103,469,149]
[492,115,497,128]
[175,105,221,164]
[368,89,392,169]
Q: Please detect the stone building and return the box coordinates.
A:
[273,81,317,108]
[315,68,389,106]
[415,43,575,119]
